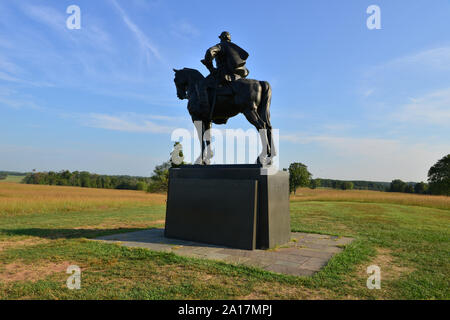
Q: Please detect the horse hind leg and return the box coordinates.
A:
[243,108,271,165]
[257,81,276,158]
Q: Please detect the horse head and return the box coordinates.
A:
[173,68,205,100]
[173,68,188,100]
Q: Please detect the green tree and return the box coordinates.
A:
[288,162,312,194]
[428,154,450,196]
[414,182,428,194]
[310,178,321,189]
[147,161,171,193]
[389,179,406,193]
[341,181,354,190]
[404,184,414,193]
[136,181,148,191]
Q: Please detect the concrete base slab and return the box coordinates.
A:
[95,229,353,277]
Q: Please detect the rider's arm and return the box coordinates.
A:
[202,44,222,72]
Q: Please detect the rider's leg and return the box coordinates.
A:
[197,78,212,114]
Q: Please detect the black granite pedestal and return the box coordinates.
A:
[164,165,291,250]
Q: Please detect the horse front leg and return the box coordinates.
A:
[194,120,213,165]
[203,121,213,165]
[267,127,276,159]
[194,120,205,165]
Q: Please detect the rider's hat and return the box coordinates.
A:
[219,31,231,41]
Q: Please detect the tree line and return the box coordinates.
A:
[0,171,25,181]
[287,154,449,196]
[388,154,449,196]
[22,170,151,191]
[287,163,387,194]
[21,143,185,193]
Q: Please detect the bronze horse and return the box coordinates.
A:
[173,68,275,165]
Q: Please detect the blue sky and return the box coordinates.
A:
[0,0,449,181]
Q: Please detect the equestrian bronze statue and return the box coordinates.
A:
[173,31,275,165]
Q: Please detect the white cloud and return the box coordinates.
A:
[171,21,200,40]
[361,46,450,99]
[387,47,450,71]
[392,88,450,125]
[21,4,66,31]
[0,55,23,75]
[77,113,176,134]
[281,134,448,181]
[369,46,450,74]
[0,90,45,110]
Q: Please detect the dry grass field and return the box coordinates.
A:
[0,182,448,299]
[0,182,166,216]
[291,187,450,210]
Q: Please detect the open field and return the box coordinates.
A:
[0,175,26,184]
[291,187,450,210]
[0,183,165,216]
[0,183,449,299]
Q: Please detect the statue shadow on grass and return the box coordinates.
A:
[0,227,152,240]
[1,228,231,250]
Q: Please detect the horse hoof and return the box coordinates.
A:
[257,155,273,166]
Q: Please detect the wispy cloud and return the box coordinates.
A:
[384,46,450,71]
[361,46,450,97]
[366,46,450,76]
[0,91,44,111]
[0,55,23,75]
[21,4,66,31]
[71,112,176,134]
[171,21,200,40]
[111,0,162,64]
[392,88,450,125]
[281,134,447,181]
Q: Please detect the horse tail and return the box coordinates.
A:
[258,81,272,128]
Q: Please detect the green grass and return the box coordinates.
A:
[0,199,449,299]
[0,175,26,183]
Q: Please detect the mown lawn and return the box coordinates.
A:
[0,184,448,299]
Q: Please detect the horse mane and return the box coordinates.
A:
[181,68,205,81]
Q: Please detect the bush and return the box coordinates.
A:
[147,181,167,193]
[136,181,148,191]
[389,179,406,193]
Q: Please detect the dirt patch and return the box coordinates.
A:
[361,248,413,282]
[237,283,334,300]
[0,238,50,252]
[0,260,72,283]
